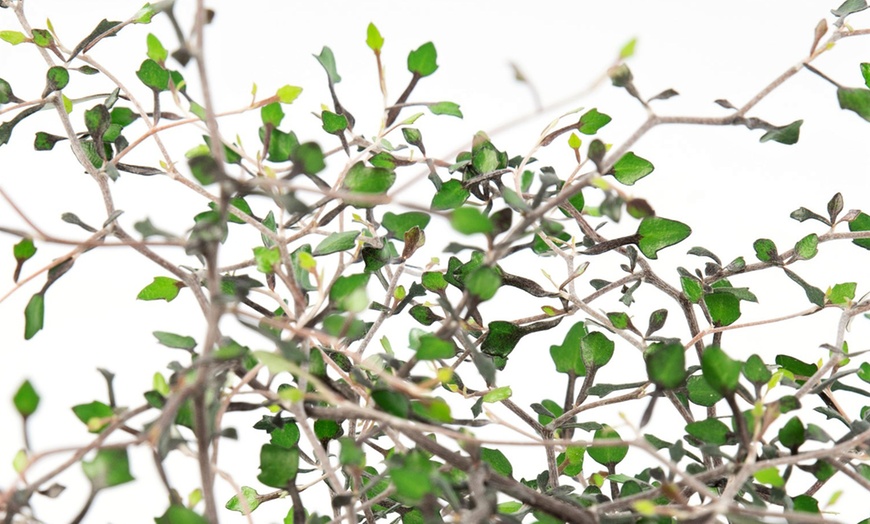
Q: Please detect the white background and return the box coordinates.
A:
[2,1,870,522]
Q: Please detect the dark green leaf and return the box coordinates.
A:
[775,354,818,378]
[704,291,741,326]
[832,0,868,17]
[313,231,359,256]
[790,206,829,225]
[257,444,299,488]
[137,276,182,302]
[314,47,341,84]
[270,421,301,449]
[82,449,134,490]
[481,448,513,477]
[0,77,23,104]
[549,322,588,375]
[783,268,825,307]
[34,131,66,151]
[645,342,686,389]
[372,389,410,418]
[743,354,772,385]
[188,154,221,185]
[701,346,742,395]
[793,495,819,514]
[314,419,342,441]
[779,416,806,450]
[465,266,501,300]
[636,216,692,259]
[13,380,40,417]
[611,152,654,185]
[69,19,121,60]
[24,293,44,340]
[685,418,731,445]
[31,29,53,48]
[45,66,69,92]
[153,331,196,350]
[794,233,819,260]
[837,87,870,122]
[483,321,525,359]
[407,42,438,77]
[588,426,628,466]
[646,309,668,337]
[431,179,470,210]
[760,119,803,145]
[409,304,442,326]
[681,276,703,303]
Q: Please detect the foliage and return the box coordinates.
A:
[3,2,870,524]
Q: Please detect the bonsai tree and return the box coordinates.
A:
[3,1,870,522]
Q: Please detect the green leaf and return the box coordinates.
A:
[416,334,455,360]
[382,212,430,239]
[257,444,299,488]
[137,276,182,302]
[344,162,396,207]
[34,131,65,151]
[483,386,512,403]
[701,346,742,395]
[863,63,870,88]
[636,216,692,259]
[681,277,703,303]
[84,104,110,142]
[754,466,785,487]
[779,416,806,451]
[431,179,470,210]
[260,102,284,127]
[645,342,686,389]
[451,207,493,235]
[549,322,588,375]
[253,246,281,274]
[31,29,53,48]
[72,401,113,432]
[45,66,69,92]
[837,87,870,122]
[465,266,501,301]
[155,505,209,524]
[794,233,819,260]
[0,30,27,46]
[12,237,37,282]
[136,59,169,91]
[153,331,196,350]
[421,271,448,292]
[407,42,438,77]
[848,212,870,250]
[753,238,779,262]
[581,331,615,368]
[146,33,168,63]
[24,293,45,340]
[339,437,365,466]
[481,448,513,477]
[828,282,856,305]
[270,421,301,449]
[428,101,462,118]
[82,449,134,490]
[321,110,348,134]
[329,273,370,312]
[686,375,723,407]
[743,354,772,385]
[568,132,582,149]
[314,419,341,441]
[314,46,341,83]
[775,354,818,378]
[372,389,410,418]
[685,418,731,445]
[588,425,628,466]
[0,77,23,105]
[578,108,612,135]
[483,321,526,359]
[793,495,820,514]
[366,23,384,52]
[13,380,40,417]
[619,38,637,59]
[313,231,359,256]
[858,362,870,384]
[760,119,803,145]
[225,486,261,514]
[704,291,741,326]
[607,312,630,330]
